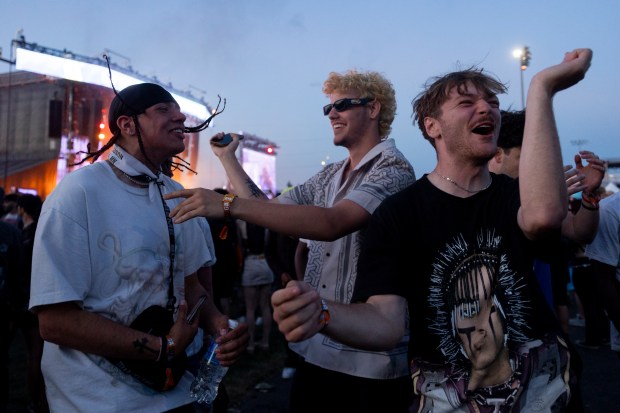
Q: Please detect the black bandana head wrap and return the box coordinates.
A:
[109,83,177,135]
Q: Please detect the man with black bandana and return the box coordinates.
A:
[29,83,248,413]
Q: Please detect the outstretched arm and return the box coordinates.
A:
[518,48,593,240]
[165,189,370,241]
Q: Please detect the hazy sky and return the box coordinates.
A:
[1,0,618,189]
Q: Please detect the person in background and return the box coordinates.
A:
[489,109,605,334]
[571,233,610,349]
[585,189,620,358]
[487,109,523,179]
[29,83,247,413]
[208,188,243,317]
[0,187,23,413]
[2,192,23,229]
[11,194,48,413]
[488,109,604,244]
[238,220,275,354]
[272,48,593,412]
[165,69,417,412]
[266,224,303,379]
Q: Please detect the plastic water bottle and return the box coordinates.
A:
[190,319,238,404]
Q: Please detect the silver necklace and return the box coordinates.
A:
[433,170,491,194]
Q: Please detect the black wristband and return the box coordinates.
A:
[581,200,599,211]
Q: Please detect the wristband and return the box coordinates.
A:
[222,193,237,218]
[581,190,601,210]
[581,200,599,211]
[319,299,330,331]
[159,336,175,390]
[165,335,176,360]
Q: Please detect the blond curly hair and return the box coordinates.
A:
[322,70,396,138]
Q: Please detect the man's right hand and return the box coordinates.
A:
[215,321,250,367]
[271,281,325,342]
[165,188,226,223]
[532,48,592,95]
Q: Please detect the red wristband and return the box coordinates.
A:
[582,190,601,210]
[319,299,330,331]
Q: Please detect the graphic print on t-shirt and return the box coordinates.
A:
[429,229,530,377]
[409,229,574,412]
[98,231,168,325]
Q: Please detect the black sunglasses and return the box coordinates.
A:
[323,98,373,116]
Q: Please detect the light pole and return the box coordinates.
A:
[512,46,531,110]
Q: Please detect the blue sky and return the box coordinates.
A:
[1,0,618,190]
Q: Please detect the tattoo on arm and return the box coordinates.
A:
[246,178,264,199]
[133,337,159,357]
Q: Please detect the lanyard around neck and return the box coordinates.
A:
[108,160,177,312]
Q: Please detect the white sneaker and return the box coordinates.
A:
[281,367,296,379]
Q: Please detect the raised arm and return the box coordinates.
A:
[210,132,270,200]
[518,48,593,239]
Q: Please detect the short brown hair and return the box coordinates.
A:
[412,68,507,146]
[323,70,396,137]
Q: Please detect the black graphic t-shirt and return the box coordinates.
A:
[354,174,574,412]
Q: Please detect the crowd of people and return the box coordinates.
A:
[2,189,47,413]
[4,46,620,413]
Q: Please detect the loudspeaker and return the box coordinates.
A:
[48,100,63,138]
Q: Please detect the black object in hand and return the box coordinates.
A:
[210,133,243,147]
